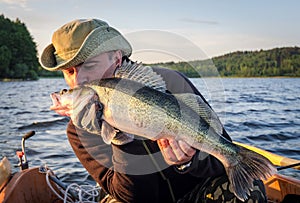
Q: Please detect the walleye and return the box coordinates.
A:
[50,61,276,201]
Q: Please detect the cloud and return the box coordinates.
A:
[1,0,29,9]
[124,30,209,63]
[179,18,219,25]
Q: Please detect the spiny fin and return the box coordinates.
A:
[114,60,167,92]
[101,120,134,145]
[174,93,223,135]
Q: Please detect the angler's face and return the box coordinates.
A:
[62,51,122,88]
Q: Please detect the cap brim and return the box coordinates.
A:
[39,26,132,71]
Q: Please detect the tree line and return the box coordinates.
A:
[150,47,300,77]
[1,15,299,80]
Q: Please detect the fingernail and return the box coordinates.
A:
[160,139,169,148]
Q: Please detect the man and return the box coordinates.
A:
[40,19,267,202]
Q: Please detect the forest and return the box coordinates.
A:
[151,47,300,77]
[0,14,299,80]
[0,15,40,80]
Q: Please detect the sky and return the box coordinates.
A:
[1,0,299,63]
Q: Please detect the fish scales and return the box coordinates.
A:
[89,78,214,145]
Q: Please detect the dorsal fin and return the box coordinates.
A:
[174,93,224,135]
[114,60,167,92]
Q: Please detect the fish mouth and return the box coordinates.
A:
[49,92,71,116]
[49,92,61,110]
[49,89,71,109]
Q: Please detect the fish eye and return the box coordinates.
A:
[60,89,68,95]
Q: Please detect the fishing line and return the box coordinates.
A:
[45,168,101,203]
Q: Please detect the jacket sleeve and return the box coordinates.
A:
[67,121,166,203]
[152,67,229,177]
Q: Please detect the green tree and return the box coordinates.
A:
[0,45,12,77]
[150,47,300,77]
[0,15,39,80]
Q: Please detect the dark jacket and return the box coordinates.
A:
[67,67,231,203]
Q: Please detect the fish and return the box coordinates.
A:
[50,61,276,201]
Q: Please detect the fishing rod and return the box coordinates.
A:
[277,162,300,171]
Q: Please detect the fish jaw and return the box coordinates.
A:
[49,88,81,117]
[49,92,71,117]
[50,92,62,109]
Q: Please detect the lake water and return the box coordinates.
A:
[0,77,299,185]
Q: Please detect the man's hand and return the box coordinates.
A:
[157,138,196,165]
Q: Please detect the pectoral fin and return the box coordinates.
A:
[111,133,134,145]
[72,102,102,135]
[101,120,119,144]
[101,120,134,145]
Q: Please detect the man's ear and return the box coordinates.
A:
[114,50,123,67]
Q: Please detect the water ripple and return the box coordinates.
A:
[247,133,298,142]
[18,117,69,130]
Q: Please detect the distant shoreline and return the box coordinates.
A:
[0,78,37,82]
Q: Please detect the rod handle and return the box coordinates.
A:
[23,131,35,140]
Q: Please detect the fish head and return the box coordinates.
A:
[50,87,97,117]
[50,89,72,115]
[50,86,103,134]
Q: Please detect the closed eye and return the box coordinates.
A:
[82,64,96,70]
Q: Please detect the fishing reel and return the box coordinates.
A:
[16,131,35,171]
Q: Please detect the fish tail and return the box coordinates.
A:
[225,146,276,201]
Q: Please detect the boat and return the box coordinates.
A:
[264,173,300,203]
[1,165,299,203]
[234,141,300,202]
[0,166,63,203]
[1,132,299,203]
